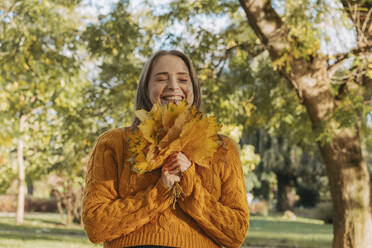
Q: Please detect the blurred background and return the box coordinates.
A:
[0,0,371,247]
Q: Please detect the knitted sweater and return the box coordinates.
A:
[82,127,249,248]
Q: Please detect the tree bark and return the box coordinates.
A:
[276,173,297,211]
[319,129,372,247]
[239,0,372,247]
[16,114,26,225]
[52,189,66,225]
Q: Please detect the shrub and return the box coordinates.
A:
[294,206,317,218]
[283,210,297,221]
[315,202,333,223]
[248,200,269,216]
[296,186,319,208]
[0,195,17,212]
[0,194,58,213]
[27,197,58,212]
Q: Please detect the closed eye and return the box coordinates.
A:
[156,77,168,82]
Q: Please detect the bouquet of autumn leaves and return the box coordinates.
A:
[127,100,221,208]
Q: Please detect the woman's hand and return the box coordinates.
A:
[161,152,192,188]
[161,153,182,188]
[164,152,192,173]
[161,169,180,189]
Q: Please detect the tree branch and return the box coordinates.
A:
[239,0,310,102]
[0,1,20,22]
[238,0,289,61]
[215,43,265,79]
[214,44,241,70]
[339,0,356,25]
[327,45,372,78]
[340,0,372,45]
[362,8,372,34]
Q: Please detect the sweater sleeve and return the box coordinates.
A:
[82,132,173,244]
[178,137,249,248]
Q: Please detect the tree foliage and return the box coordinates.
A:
[1,0,371,241]
[133,0,372,246]
[0,0,86,223]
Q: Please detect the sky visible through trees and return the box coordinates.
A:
[1,0,371,246]
[84,0,357,53]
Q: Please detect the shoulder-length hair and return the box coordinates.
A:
[132,50,201,127]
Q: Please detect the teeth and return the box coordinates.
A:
[162,96,183,100]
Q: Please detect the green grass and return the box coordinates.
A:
[0,213,97,248]
[0,212,332,248]
[244,215,333,248]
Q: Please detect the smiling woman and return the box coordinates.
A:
[147,55,194,106]
[81,50,249,248]
[135,50,201,117]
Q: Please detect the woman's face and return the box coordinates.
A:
[148,55,194,106]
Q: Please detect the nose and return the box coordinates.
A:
[167,75,179,90]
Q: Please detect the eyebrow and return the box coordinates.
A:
[153,72,189,77]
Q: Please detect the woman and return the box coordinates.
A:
[82,50,249,248]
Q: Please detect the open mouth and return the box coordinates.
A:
[160,95,184,104]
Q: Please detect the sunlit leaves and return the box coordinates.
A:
[241,144,261,174]
[0,0,86,188]
[83,0,147,127]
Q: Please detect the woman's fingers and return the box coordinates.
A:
[165,153,191,171]
[165,154,178,164]
[164,164,181,174]
[163,162,179,171]
[168,167,181,175]
[161,169,181,188]
[172,175,181,183]
[162,151,191,175]
[163,159,175,169]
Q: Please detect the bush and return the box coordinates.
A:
[294,207,317,218]
[0,195,17,212]
[283,210,297,221]
[0,194,57,213]
[315,202,333,223]
[296,186,319,208]
[27,197,58,212]
[249,200,269,216]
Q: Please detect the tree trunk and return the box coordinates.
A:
[52,189,66,225]
[319,130,372,248]
[291,60,372,248]
[65,182,74,226]
[276,173,297,211]
[291,49,372,248]
[16,114,26,225]
[238,0,372,247]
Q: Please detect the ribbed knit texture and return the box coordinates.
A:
[82,127,249,248]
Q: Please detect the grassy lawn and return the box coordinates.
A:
[244,215,333,248]
[0,212,332,248]
[0,213,97,248]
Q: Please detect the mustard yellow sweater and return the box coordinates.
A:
[82,127,249,248]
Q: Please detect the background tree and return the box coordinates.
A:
[0,0,83,224]
[246,130,325,211]
[137,0,372,247]
[238,0,372,247]
[1,0,370,245]
[82,0,154,128]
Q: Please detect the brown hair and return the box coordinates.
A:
[132,50,201,127]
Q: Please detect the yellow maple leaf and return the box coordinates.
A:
[129,100,221,174]
[135,109,150,123]
[158,108,190,149]
[162,100,189,129]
